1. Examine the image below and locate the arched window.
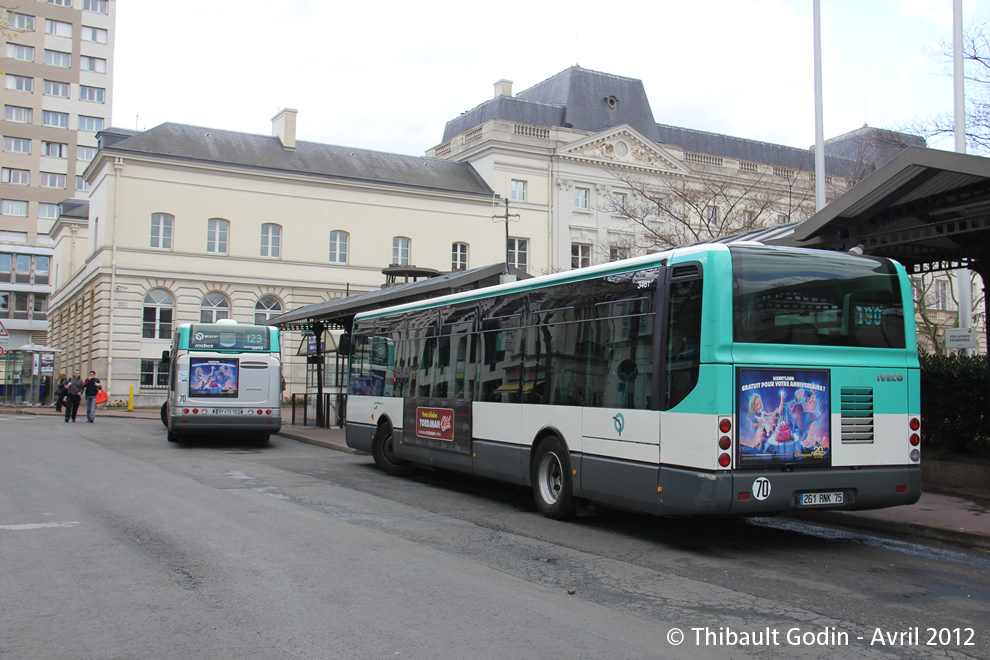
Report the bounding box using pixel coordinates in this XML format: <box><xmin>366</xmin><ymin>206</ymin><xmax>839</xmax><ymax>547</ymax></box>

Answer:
<box><xmin>329</xmin><ymin>230</ymin><xmax>348</xmax><ymax>264</ymax></box>
<box><xmin>207</xmin><ymin>218</ymin><xmax>229</xmax><ymax>254</ymax></box>
<box><xmin>255</xmin><ymin>296</ymin><xmax>282</xmax><ymax>325</ymax></box>
<box><xmin>142</xmin><ymin>289</ymin><xmax>173</xmax><ymax>339</ymax></box>
<box><xmin>200</xmin><ymin>292</ymin><xmax>229</xmax><ymax>323</ymax></box>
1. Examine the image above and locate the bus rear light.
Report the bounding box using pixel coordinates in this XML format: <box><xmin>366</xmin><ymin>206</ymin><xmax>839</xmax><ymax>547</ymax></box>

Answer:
<box><xmin>910</xmin><ymin>449</ymin><xmax>920</xmax><ymax>462</ymax></box>
<box><xmin>718</xmin><ymin>453</ymin><xmax>731</xmax><ymax>468</ymax></box>
<box><xmin>192</xmin><ymin>408</ymin><xmax>199</xmax><ymax>414</ymax></box>
<box><xmin>718</xmin><ymin>436</ymin><xmax>731</xmax><ymax>450</ymax></box>
<box><xmin>909</xmin><ymin>417</ymin><xmax>920</xmax><ymax>431</ymax></box>
<box><xmin>265</xmin><ymin>409</ymin><xmax>272</xmax><ymax>415</ymax></box>
<box><xmin>738</xmin><ymin>491</ymin><xmax>750</xmax><ymax>500</ymax></box>
<box><xmin>183</xmin><ymin>408</ymin><xmax>189</xmax><ymax>414</ymax></box>
<box><xmin>719</xmin><ymin>418</ymin><xmax>732</xmax><ymax>433</ymax></box>
<box><xmin>896</xmin><ymin>485</ymin><xmax>907</xmax><ymax>493</ymax></box>
<box><xmin>909</xmin><ymin>433</ymin><xmax>920</xmax><ymax>446</ymax></box>
<box><xmin>257</xmin><ymin>409</ymin><xmax>263</xmax><ymax>415</ymax></box>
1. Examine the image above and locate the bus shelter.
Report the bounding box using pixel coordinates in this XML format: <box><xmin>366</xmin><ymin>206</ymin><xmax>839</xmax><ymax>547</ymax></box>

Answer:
<box><xmin>270</xmin><ymin>263</ymin><xmax>528</xmax><ymax>427</ymax></box>
<box><xmin>1</xmin><ymin>344</ymin><xmax>61</xmax><ymax>405</ymax></box>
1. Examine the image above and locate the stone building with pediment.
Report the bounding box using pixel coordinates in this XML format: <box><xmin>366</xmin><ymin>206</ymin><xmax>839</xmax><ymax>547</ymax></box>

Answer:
<box><xmin>428</xmin><ymin>66</ymin><xmax>920</xmax><ymax>273</ymax></box>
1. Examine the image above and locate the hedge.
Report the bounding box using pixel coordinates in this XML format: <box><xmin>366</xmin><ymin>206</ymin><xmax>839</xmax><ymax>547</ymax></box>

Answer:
<box><xmin>918</xmin><ymin>352</ymin><xmax>990</xmax><ymax>455</ymax></box>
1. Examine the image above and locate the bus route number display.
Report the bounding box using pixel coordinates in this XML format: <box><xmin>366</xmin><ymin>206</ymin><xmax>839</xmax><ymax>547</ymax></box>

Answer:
<box><xmin>191</xmin><ymin>326</ymin><xmax>269</xmax><ymax>351</ymax></box>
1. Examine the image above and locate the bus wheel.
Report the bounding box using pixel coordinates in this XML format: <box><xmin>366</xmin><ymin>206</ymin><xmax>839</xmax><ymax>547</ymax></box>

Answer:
<box><xmin>532</xmin><ymin>437</ymin><xmax>576</xmax><ymax>520</ymax></box>
<box><xmin>372</xmin><ymin>425</ymin><xmax>414</xmax><ymax>476</ymax></box>
<box><xmin>160</xmin><ymin>402</ymin><xmax>169</xmax><ymax>427</ymax></box>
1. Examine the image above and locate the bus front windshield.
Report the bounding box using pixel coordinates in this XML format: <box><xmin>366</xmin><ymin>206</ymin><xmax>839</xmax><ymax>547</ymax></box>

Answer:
<box><xmin>731</xmin><ymin>245</ymin><xmax>906</xmax><ymax>349</ymax></box>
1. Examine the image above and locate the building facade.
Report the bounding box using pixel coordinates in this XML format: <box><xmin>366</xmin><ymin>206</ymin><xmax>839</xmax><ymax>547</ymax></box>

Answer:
<box><xmin>1</xmin><ymin>0</ymin><xmax>114</xmax><ymax>353</ymax></box>
<box><xmin>47</xmin><ymin>110</ymin><xmax>544</xmax><ymax>405</ymax></box>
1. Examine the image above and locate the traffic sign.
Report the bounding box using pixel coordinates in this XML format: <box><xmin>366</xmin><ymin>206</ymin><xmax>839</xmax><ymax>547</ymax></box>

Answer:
<box><xmin>0</xmin><ymin>320</ymin><xmax>7</xmax><ymax>347</ymax></box>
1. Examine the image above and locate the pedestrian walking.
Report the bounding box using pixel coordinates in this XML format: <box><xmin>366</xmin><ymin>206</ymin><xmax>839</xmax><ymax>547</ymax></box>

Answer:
<box><xmin>54</xmin><ymin>371</ymin><xmax>67</xmax><ymax>413</ymax></box>
<box><xmin>83</xmin><ymin>370</ymin><xmax>103</xmax><ymax>423</ymax></box>
<box><xmin>64</xmin><ymin>370</ymin><xmax>83</xmax><ymax>423</ymax></box>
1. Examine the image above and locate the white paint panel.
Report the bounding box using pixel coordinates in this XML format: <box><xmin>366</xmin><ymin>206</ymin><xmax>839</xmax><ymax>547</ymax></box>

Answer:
<box><xmin>349</xmin><ymin>395</ymin><xmax>404</xmax><ymax>429</ymax></box>
<box><xmin>832</xmin><ymin>413</ymin><xmax>916</xmax><ymax>466</ymax></box>
<box><xmin>583</xmin><ymin>436</ymin><xmax>659</xmax><ymax>464</ymax></box>
<box><xmin>522</xmin><ymin>405</ymin><xmax>583</xmax><ymax>452</ymax></box>
<box><xmin>658</xmin><ymin>411</ymin><xmax>718</xmax><ymax>470</ymax></box>
<box><xmin>472</xmin><ymin>402</ymin><xmax>525</xmax><ymax>445</ymax></box>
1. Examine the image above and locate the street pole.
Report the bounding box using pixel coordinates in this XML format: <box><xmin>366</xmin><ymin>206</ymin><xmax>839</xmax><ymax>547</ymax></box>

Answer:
<box><xmin>493</xmin><ymin>198</ymin><xmax>519</xmax><ymax>278</ymax></box>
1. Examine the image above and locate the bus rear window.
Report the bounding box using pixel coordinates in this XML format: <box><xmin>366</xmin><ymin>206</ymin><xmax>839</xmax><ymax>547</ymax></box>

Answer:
<box><xmin>731</xmin><ymin>246</ymin><xmax>906</xmax><ymax>349</ymax></box>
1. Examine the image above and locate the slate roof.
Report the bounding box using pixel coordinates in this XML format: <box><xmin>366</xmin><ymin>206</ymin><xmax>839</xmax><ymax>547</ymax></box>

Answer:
<box><xmin>100</xmin><ymin>123</ymin><xmax>494</xmax><ymax>197</ymax></box>
<box><xmin>440</xmin><ymin>65</ymin><xmax>916</xmax><ymax>176</ymax></box>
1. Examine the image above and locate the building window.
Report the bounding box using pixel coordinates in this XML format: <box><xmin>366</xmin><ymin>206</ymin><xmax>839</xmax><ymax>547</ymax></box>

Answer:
<box><xmin>452</xmin><ymin>242</ymin><xmax>468</xmax><ymax>270</ymax></box>
<box><xmin>43</xmin><ymin>111</ymin><xmax>69</xmax><ymax>128</ymax></box>
<box><xmin>5</xmin><ymin>75</ymin><xmax>33</xmax><ymax>93</ymax></box>
<box><xmin>44</xmin><ymin>49</ymin><xmax>70</xmax><ymax>67</ymax></box>
<box><xmin>78</xmin><ymin>115</ymin><xmax>104</xmax><ymax>132</ymax></box>
<box><xmin>42</xmin><ymin>141</ymin><xmax>68</xmax><ymax>158</ymax></box>
<box><xmin>510</xmin><ymin>180</ymin><xmax>527</xmax><ymax>202</ymax></box>
<box><xmin>6</xmin><ymin>44</ymin><xmax>34</xmax><ymax>61</ymax></box>
<box><xmin>80</xmin><ymin>55</ymin><xmax>107</xmax><ymax>73</ymax></box>
<box><xmin>0</xmin><ymin>253</ymin><xmax>9</xmax><ymax>282</ymax></box>
<box><xmin>0</xmin><ymin>292</ymin><xmax>7</xmax><ymax>318</ymax></box>
<box><xmin>38</xmin><ymin>203</ymin><xmax>59</xmax><ymax>220</ymax></box>
<box><xmin>13</xmin><ymin>292</ymin><xmax>28</xmax><ymax>320</ymax></box>
<box><xmin>611</xmin><ymin>193</ymin><xmax>626</xmax><ymax>212</ymax></box>
<box><xmin>140</xmin><ymin>359</ymin><xmax>170</xmax><ymax>389</ymax></box>
<box><xmin>83</xmin><ymin>0</ymin><xmax>109</xmax><ymax>13</ymax></box>
<box><xmin>39</xmin><ymin>172</ymin><xmax>66</xmax><ymax>189</ymax></box>
<box><xmin>3</xmin><ymin>137</ymin><xmax>30</xmax><ymax>154</ymax></box>
<box><xmin>34</xmin><ymin>256</ymin><xmax>49</xmax><ymax>285</ymax></box>
<box><xmin>742</xmin><ymin>210</ymin><xmax>754</xmax><ymax>224</ymax></box>
<box><xmin>81</xmin><ymin>26</ymin><xmax>108</xmax><ymax>43</ymax></box>
<box><xmin>8</xmin><ymin>13</ymin><xmax>35</xmax><ymax>31</ymax></box>
<box><xmin>610</xmin><ymin>246</ymin><xmax>630</xmax><ymax>262</ymax></box>
<box><xmin>76</xmin><ymin>176</ymin><xmax>91</xmax><ymax>192</ymax></box>
<box><xmin>79</xmin><ymin>86</ymin><xmax>105</xmax><ymax>103</ymax></box>
<box><xmin>200</xmin><ymin>292</ymin><xmax>230</xmax><ymax>323</ymax></box>
<box><xmin>207</xmin><ymin>218</ymin><xmax>229</xmax><ymax>254</ymax></box>
<box><xmin>575</xmin><ymin>187</ymin><xmax>589</xmax><ymax>209</ymax></box>
<box><xmin>571</xmin><ymin>243</ymin><xmax>591</xmax><ymax>269</ymax></box>
<box><xmin>15</xmin><ymin>254</ymin><xmax>30</xmax><ymax>283</ymax></box>
<box><xmin>45</xmin><ymin>19</ymin><xmax>72</xmax><ymax>37</ymax></box>
<box><xmin>77</xmin><ymin>146</ymin><xmax>97</xmax><ymax>161</ymax></box>
<box><xmin>44</xmin><ymin>80</ymin><xmax>70</xmax><ymax>98</ymax></box>
<box><xmin>33</xmin><ymin>293</ymin><xmax>48</xmax><ymax>320</ymax></box>
<box><xmin>255</xmin><ymin>296</ymin><xmax>282</xmax><ymax>325</ymax></box>
<box><xmin>5</xmin><ymin>106</ymin><xmax>32</xmax><ymax>123</ymax></box>
<box><xmin>261</xmin><ymin>223</ymin><xmax>281</xmax><ymax>258</ymax></box>
<box><xmin>329</xmin><ymin>231</ymin><xmax>348</xmax><ymax>263</ymax></box>
<box><xmin>151</xmin><ymin>213</ymin><xmax>173</xmax><ymax>250</ymax></box>
<box><xmin>935</xmin><ymin>280</ymin><xmax>949</xmax><ymax>311</ymax></box>
<box><xmin>1</xmin><ymin>200</ymin><xmax>28</xmax><ymax>217</ymax></box>
<box><xmin>507</xmin><ymin>237</ymin><xmax>528</xmax><ymax>271</ymax></box>
<box><xmin>392</xmin><ymin>236</ymin><xmax>410</xmax><ymax>266</ymax></box>
<box><xmin>705</xmin><ymin>206</ymin><xmax>719</xmax><ymax>225</ymax></box>
<box><xmin>2</xmin><ymin>168</ymin><xmax>29</xmax><ymax>185</ymax></box>
<box><xmin>142</xmin><ymin>289</ymin><xmax>174</xmax><ymax>339</ymax></box>
<box><xmin>47</xmin><ymin>0</ymin><xmax>73</xmax><ymax>6</ymax></box>
<box><xmin>776</xmin><ymin>214</ymin><xmax>788</xmax><ymax>225</ymax></box>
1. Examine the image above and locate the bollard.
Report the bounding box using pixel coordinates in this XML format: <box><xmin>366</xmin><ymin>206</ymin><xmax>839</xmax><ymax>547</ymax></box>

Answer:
<box><xmin>128</xmin><ymin>385</ymin><xmax>133</xmax><ymax>412</ymax></box>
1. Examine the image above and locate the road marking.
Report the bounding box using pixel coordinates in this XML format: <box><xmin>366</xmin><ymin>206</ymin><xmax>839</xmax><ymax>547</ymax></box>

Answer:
<box><xmin>0</xmin><ymin>522</ymin><xmax>79</xmax><ymax>530</ymax></box>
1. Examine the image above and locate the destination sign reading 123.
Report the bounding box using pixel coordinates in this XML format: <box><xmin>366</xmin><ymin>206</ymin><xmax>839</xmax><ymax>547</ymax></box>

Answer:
<box><xmin>192</xmin><ymin>327</ymin><xmax>269</xmax><ymax>351</ymax></box>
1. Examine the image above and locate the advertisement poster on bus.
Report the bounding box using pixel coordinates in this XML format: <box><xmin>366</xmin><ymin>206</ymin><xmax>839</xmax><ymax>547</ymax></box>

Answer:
<box><xmin>402</xmin><ymin>397</ymin><xmax>472</xmax><ymax>454</ymax></box>
<box><xmin>737</xmin><ymin>368</ymin><xmax>831</xmax><ymax>467</ymax></box>
<box><xmin>189</xmin><ymin>358</ymin><xmax>239</xmax><ymax>398</ymax></box>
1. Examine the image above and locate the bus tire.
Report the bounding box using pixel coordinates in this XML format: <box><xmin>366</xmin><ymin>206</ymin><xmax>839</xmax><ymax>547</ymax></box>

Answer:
<box><xmin>372</xmin><ymin>424</ymin><xmax>414</xmax><ymax>476</ymax></box>
<box><xmin>160</xmin><ymin>401</ymin><xmax>169</xmax><ymax>427</ymax></box>
<box><xmin>532</xmin><ymin>436</ymin><xmax>577</xmax><ymax>520</ymax></box>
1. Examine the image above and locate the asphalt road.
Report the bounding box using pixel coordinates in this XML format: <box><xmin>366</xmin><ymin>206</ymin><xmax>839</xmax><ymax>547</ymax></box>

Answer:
<box><xmin>1</xmin><ymin>414</ymin><xmax>988</xmax><ymax>659</ymax></box>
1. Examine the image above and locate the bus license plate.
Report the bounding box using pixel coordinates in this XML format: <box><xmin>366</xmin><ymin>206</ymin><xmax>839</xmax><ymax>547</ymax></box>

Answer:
<box><xmin>798</xmin><ymin>491</ymin><xmax>843</xmax><ymax>506</ymax></box>
<box><xmin>214</xmin><ymin>408</ymin><xmax>243</xmax><ymax>415</ymax></box>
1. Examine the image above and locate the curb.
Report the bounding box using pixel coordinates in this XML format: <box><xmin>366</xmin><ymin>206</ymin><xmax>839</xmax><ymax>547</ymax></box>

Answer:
<box><xmin>276</xmin><ymin>430</ymin><xmax>365</xmax><ymax>455</ymax></box>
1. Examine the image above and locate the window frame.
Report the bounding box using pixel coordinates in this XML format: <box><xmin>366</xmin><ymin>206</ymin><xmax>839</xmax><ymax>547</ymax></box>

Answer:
<box><xmin>507</xmin><ymin>237</ymin><xmax>528</xmax><ymax>271</ymax></box>
<box><xmin>452</xmin><ymin>242</ymin><xmax>468</xmax><ymax>271</ymax></box>
<box><xmin>200</xmin><ymin>292</ymin><xmax>231</xmax><ymax>323</ymax></box>
<box><xmin>574</xmin><ymin>187</ymin><xmax>590</xmax><ymax>210</ymax></box>
<box><xmin>261</xmin><ymin>223</ymin><xmax>281</xmax><ymax>258</ymax></box>
<box><xmin>206</xmin><ymin>218</ymin><xmax>229</xmax><ymax>255</ymax></box>
<box><xmin>150</xmin><ymin>213</ymin><xmax>174</xmax><ymax>250</ymax></box>
<box><xmin>510</xmin><ymin>180</ymin><xmax>527</xmax><ymax>202</ymax></box>
<box><xmin>142</xmin><ymin>289</ymin><xmax>174</xmax><ymax>339</ymax></box>
<box><xmin>329</xmin><ymin>230</ymin><xmax>348</xmax><ymax>264</ymax></box>
<box><xmin>255</xmin><ymin>296</ymin><xmax>283</xmax><ymax>325</ymax></box>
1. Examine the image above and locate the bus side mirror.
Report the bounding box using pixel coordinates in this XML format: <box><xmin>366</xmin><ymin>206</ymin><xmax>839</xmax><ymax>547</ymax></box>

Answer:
<box><xmin>161</xmin><ymin>350</ymin><xmax>170</xmax><ymax>362</ymax></box>
<box><xmin>338</xmin><ymin>334</ymin><xmax>351</xmax><ymax>355</ymax></box>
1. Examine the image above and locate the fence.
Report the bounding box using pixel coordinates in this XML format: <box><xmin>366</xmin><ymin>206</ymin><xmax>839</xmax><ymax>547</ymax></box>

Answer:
<box><xmin>289</xmin><ymin>392</ymin><xmax>347</xmax><ymax>428</ymax></box>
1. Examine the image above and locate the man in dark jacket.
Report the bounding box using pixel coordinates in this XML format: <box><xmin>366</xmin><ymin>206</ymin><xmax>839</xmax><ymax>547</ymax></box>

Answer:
<box><xmin>83</xmin><ymin>371</ymin><xmax>102</xmax><ymax>423</ymax></box>
<box><xmin>64</xmin><ymin>370</ymin><xmax>83</xmax><ymax>423</ymax></box>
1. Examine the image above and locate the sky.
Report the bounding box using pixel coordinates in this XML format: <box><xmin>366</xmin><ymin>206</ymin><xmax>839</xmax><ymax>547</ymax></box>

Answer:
<box><xmin>111</xmin><ymin>0</ymin><xmax>989</xmax><ymax>158</ymax></box>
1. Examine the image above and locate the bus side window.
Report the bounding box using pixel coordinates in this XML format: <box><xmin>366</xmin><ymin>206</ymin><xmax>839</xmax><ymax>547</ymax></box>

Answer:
<box><xmin>664</xmin><ymin>278</ymin><xmax>703</xmax><ymax>410</ymax></box>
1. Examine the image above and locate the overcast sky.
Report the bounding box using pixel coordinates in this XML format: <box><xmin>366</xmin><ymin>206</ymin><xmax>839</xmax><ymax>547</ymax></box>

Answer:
<box><xmin>111</xmin><ymin>0</ymin><xmax>988</xmax><ymax>157</ymax></box>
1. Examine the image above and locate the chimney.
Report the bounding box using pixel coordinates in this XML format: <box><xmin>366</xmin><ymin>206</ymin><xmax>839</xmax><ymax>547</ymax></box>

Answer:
<box><xmin>493</xmin><ymin>79</ymin><xmax>513</xmax><ymax>98</ymax></box>
<box><xmin>272</xmin><ymin>108</ymin><xmax>298</xmax><ymax>150</ymax></box>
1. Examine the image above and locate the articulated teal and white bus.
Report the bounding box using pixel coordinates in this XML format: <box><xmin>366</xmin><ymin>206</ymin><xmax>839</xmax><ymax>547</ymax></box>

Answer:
<box><xmin>161</xmin><ymin>320</ymin><xmax>282</xmax><ymax>443</ymax></box>
<box><xmin>345</xmin><ymin>244</ymin><xmax>921</xmax><ymax>519</ymax></box>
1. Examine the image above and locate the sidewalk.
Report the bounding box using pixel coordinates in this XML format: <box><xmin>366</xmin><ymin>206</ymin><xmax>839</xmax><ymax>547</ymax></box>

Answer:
<box><xmin>6</xmin><ymin>403</ymin><xmax>989</xmax><ymax>551</ymax></box>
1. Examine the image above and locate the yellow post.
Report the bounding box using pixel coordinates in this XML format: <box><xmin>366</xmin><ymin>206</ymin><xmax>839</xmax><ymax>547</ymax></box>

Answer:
<box><xmin>128</xmin><ymin>385</ymin><xmax>133</xmax><ymax>412</ymax></box>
